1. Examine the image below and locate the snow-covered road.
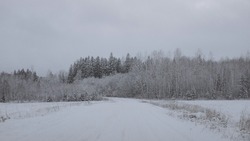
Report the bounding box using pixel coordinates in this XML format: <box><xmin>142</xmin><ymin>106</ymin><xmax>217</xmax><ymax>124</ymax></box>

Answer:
<box><xmin>0</xmin><ymin>98</ymin><xmax>229</xmax><ymax>141</ymax></box>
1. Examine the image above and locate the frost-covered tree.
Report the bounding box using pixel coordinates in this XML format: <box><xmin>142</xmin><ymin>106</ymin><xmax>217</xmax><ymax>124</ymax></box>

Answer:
<box><xmin>66</xmin><ymin>53</ymin><xmax>135</xmax><ymax>83</ymax></box>
<box><xmin>239</xmin><ymin>71</ymin><xmax>250</xmax><ymax>98</ymax></box>
<box><xmin>94</xmin><ymin>56</ymin><xmax>102</xmax><ymax>78</ymax></box>
<box><xmin>0</xmin><ymin>80</ymin><xmax>10</xmax><ymax>102</ymax></box>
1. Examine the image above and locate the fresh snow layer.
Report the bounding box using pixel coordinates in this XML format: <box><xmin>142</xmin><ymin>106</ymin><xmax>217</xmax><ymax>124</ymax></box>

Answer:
<box><xmin>180</xmin><ymin>100</ymin><xmax>250</xmax><ymax>122</ymax></box>
<box><xmin>0</xmin><ymin>102</ymin><xmax>83</xmax><ymax>120</ymax></box>
<box><xmin>0</xmin><ymin>98</ymin><xmax>230</xmax><ymax>141</ymax></box>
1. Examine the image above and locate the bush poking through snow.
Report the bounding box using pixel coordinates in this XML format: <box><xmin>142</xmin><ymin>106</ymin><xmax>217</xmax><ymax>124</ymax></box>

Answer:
<box><xmin>47</xmin><ymin>97</ymin><xmax>53</xmax><ymax>102</ymax></box>
<box><xmin>147</xmin><ymin>100</ymin><xmax>250</xmax><ymax>140</ymax></box>
<box><xmin>0</xmin><ymin>115</ymin><xmax>10</xmax><ymax>122</ymax></box>
<box><xmin>0</xmin><ymin>116</ymin><xmax>6</xmax><ymax>122</ymax></box>
<box><xmin>148</xmin><ymin>101</ymin><xmax>229</xmax><ymax>128</ymax></box>
<box><xmin>0</xmin><ymin>102</ymin><xmax>85</xmax><ymax>122</ymax></box>
<box><xmin>239</xmin><ymin>111</ymin><xmax>250</xmax><ymax>134</ymax></box>
<box><xmin>204</xmin><ymin>109</ymin><xmax>228</xmax><ymax>128</ymax></box>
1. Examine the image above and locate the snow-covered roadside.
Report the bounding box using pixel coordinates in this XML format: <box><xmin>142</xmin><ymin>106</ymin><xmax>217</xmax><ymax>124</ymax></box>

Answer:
<box><xmin>180</xmin><ymin>100</ymin><xmax>250</xmax><ymax>122</ymax></box>
<box><xmin>0</xmin><ymin>101</ymin><xmax>90</xmax><ymax>122</ymax></box>
<box><xmin>145</xmin><ymin>100</ymin><xmax>250</xmax><ymax>141</ymax></box>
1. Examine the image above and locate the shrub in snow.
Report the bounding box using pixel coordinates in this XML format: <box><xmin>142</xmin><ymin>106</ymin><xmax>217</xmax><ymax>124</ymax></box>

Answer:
<box><xmin>0</xmin><ymin>116</ymin><xmax>7</xmax><ymax>122</ymax></box>
<box><xmin>185</xmin><ymin>90</ymin><xmax>196</xmax><ymax>100</ymax></box>
<box><xmin>149</xmin><ymin>101</ymin><xmax>229</xmax><ymax>128</ymax></box>
<box><xmin>62</xmin><ymin>94</ymin><xmax>68</xmax><ymax>101</ymax></box>
<box><xmin>67</xmin><ymin>94</ymin><xmax>78</xmax><ymax>101</ymax></box>
<box><xmin>47</xmin><ymin>97</ymin><xmax>53</xmax><ymax>102</ymax></box>
<box><xmin>0</xmin><ymin>114</ymin><xmax>10</xmax><ymax>122</ymax></box>
<box><xmin>0</xmin><ymin>96</ymin><xmax>5</xmax><ymax>103</ymax></box>
<box><xmin>79</xmin><ymin>94</ymin><xmax>87</xmax><ymax>101</ymax></box>
<box><xmin>204</xmin><ymin>109</ymin><xmax>228</xmax><ymax>128</ymax></box>
<box><xmin>239</xmin><ymin>111</ymin><xmax>250</xmax><ymax>133</ymax></box>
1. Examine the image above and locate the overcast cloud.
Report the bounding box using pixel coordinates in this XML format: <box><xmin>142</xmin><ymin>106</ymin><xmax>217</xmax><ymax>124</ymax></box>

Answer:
<box><xmin>0</xmin><ymin>0</ymin><xmax>250</xmax><ymax>75</ymax></box>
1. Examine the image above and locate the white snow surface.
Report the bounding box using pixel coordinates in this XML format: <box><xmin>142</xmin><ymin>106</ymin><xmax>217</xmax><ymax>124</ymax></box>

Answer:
<box><xmin>0</xmin><ymin>98</ymin><xmax>232</xmax><ymax>141</ymax></box>
<box><xmin>0</xmin><ymin>101</ymin><xmax>83</xmax><ymax>120</ymax></box>
<box><xmin>180</xmin><ymin>100</ymin><xmax>250</xmax><ymax>122</ymax></box>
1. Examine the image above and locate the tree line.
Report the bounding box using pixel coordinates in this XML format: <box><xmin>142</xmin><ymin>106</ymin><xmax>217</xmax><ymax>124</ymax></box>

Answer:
<box><xmin>67</xmin><ymin>53</ymin><xmax>135</xmax><ymax>83</ymax></box>
<box><xmin>0</xmin><ymin>50</ymin><xmax>250</xmax><ymax>102</ymax></box>
<box><xmin>0</xmin><ymin>69</ymin><xmax>102</xmax><ymax>102</ymax></box>
<box><xmin>0</xmin><ymin>53</ymin><xmax>134</xmax><ymax>102</ymax></box>
<box><xmin>98</xmin><ymin>50</ymin><xmax>250</xmax><ymax>100</ymax></box>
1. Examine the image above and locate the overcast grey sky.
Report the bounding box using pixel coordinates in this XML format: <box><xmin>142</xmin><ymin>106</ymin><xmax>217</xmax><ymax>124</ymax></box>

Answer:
<box><xmin>0</xmin><ymin>0</ymin><xmax>250</xmax><ymax>76</ymax></box>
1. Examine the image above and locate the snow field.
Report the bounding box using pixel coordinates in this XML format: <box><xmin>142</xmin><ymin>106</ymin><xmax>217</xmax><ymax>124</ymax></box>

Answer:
<box><xmin>0</xmin><ymin>98</ymin><xmax>232</xmax><ymax>141</ymax></box>
<box><xmin>180</xmin><ymin>100</ymin><xmax>250</xmax><ymax>122</ymax></box>
<box><xmin>147</xmin><ymin>99</ymin><xmax>250</xmax><ymax>140</ymax></box>
<box><xmin>0</xmin><ymin>101</ymin><xmax>86</xmax><ymax>122</ymax></box>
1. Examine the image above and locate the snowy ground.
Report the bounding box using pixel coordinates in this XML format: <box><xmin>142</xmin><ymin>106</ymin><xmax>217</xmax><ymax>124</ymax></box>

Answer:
<box><xmin>0</xmin><ymin>98</ymin><xmax>248</xmax><ymax>141</ymax></box>
<box><xmin>180</xmin><ymin>100</ymin><xmax>250</xmax><ymax>122</ymax></box>
<box><xmin>0</xmin><ymin>101</ymin><xmax>85</xmax><ymax>121</ymax></box>
<box><xmin>146</xmin><ymin>99</ymin><xmax>250</xmax><ymax>141</ymax></box>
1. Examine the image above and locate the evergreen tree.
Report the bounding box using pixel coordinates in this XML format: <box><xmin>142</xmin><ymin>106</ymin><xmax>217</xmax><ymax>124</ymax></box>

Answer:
<box><xmin>32</xmin><ymin>72</ymin><xmax>39</xmax><ymax>82</ymax></box>
<box><xmin>124</xmin><ymin>53</ymin><xmax>131</xmax><ymax>73</ymax></box>
<box><xmin>116</xmin><ymin>58</ymin><xmax>122</xmax><ymax>73</ymax></box>
<box><xmin>108</xmin><ymin>53</ymin><xmax>116</xmax><ymax>75</ymax></box>
<box><xmin>239</xmin><ymin>72</ymin><xmax>250</xmax><ymax>98</ymax></box>
<box><xmin>90</xmin><ymin>57</ymin><xmax>95</xmax><ymax>77</ymax></box>
<box><xmin>101</xmin><ymin>58</ymin><xmax>109</xmax><ymax>76</ymax></box>
<box><xmin>1</xmin><ymin>80</ymin><xmax>10</xmax><ymax>102</ymax></box>
<box><xmin>215</xmin><ymin>74</ymin><xmax>222</xmax><ymax>92</ymax></box>
<box><xmin>67</xmin><ymin>65</ymin><xmax>74</xmax><ymax>83</ymax></box>
<box><xmin>94</xmin><ymin>56</ymin><xmax>102</xmax><ymax>78</ymax></box>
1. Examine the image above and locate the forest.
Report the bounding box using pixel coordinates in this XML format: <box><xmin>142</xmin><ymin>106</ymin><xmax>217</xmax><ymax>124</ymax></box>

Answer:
<box><xmin>0</xmin><ymin>49</ymin><xmax>250</xmax><ymax>102</ymax></box>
